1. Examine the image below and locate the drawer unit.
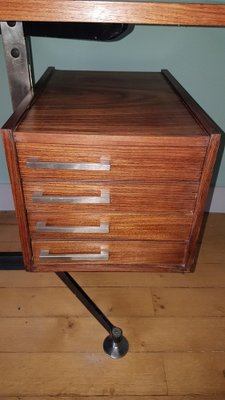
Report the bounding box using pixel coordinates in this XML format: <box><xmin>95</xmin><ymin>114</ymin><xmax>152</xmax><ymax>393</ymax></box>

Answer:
<box><xmin>1</xmin><ymin>68</ymin><xmax>220</xmax><ymax>272</ymax></box>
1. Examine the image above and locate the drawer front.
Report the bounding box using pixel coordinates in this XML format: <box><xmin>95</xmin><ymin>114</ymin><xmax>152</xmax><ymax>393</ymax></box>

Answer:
<box><xmin>28</xmin><ymin>212</ymin><xmax>193</xmax><ymax>241</ymax></box>
<box><xmin>32</xmin><ymin>240</ymin><xmax>186</xmax><ymax>269</ymax></box>
<box><xmin>23</xmin><ymin>182</ymin><xmax>198</xmax><ymax>213</ymax></box>
<box><xmin>17</xmin><ymin>143</ymin><xmax>206</xmax><ymax>182</ymax></box>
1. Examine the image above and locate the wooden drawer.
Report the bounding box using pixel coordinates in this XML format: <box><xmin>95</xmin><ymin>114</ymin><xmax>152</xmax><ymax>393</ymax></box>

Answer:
<box><xmin>23</xmin><ymin>181</ymin><xmax>198</xmax><ymax>213</ymax></box>
<box><xmin>32</xmin><ymin>240</ymin><xmax>186</xmax><ymax>271</ymax></box>
<box><xmin>17</xmin><ymin>143</ymin><xmax>206</xmax><ymax>182</ymax></box>
<box><xmin>28</xmin><ymin>211</ymin><xmax>193</xmax><ymax>241</ymax></box>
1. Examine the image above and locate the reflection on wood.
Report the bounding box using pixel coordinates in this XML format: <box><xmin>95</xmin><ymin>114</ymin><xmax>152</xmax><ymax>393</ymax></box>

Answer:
<box><xmin>1</xmin><ymin>1</ymin><xmax>225</xmax><ymax>26</ymax></box>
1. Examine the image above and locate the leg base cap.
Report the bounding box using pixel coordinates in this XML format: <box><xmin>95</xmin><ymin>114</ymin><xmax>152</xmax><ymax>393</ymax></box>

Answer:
<box><xmin>103</xmin><ymin>333</ymin><xmax>129</xmax><ymax>359</ymax></box>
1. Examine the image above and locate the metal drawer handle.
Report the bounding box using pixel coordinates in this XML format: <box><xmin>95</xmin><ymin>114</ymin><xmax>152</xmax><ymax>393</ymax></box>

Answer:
<box><xmin>39</xmin><ymin>249</ymin><xmax>109</xmax><ymax>261</ymax></box>
<box><xmin>36</xmin><ymin>221</ymin><xmax>109</xmax><ymax>234</ymax></box>
<box><xmin>27</xmin><ymin>157</ymin><xmax>110</xmax><ymax>171</ymax></box>
<box><xmin>32</xmin><ymin>190</ymin><xmax>110</xmax><ymax>204</ymax></box>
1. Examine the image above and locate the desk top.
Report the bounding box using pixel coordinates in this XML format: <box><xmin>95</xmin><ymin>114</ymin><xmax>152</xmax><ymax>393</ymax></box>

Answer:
<box><xmin>1</xmin><ymin>1</ymin><xmax>225</xmax><ymax>26</ymax></box>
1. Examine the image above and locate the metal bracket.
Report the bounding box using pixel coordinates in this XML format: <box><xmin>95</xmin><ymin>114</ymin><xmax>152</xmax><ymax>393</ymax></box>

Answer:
<box><xmin>0</xmin><ymin>23</ymin><xmax>34</xmax><ymax>272</ymax></box>
<box><xmin>0</xmin><ymin>21</ymin><xmax>33</xmax><ymax>110</ymax></box>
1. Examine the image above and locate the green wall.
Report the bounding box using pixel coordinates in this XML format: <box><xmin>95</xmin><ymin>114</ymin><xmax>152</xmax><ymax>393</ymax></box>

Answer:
<box><xmin>0</xmin><ymin>39</ymin><xmax>12</xmax><ymax>183</ymax></box>
<box><xmin>1</xmin><ymin>25</ymin><xmax>225</xmax><ymax>185</ymax></box>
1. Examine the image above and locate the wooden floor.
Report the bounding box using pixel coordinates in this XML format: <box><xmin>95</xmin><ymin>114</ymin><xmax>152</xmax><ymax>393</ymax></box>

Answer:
<box><xmin>0</xmin><ymin>212</ymin><xmax>225</xmax><ymax>399</ymax></box>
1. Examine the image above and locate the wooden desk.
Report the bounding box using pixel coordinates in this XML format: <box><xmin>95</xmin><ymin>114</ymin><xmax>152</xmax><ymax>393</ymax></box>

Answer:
<box><xmin>1</xmin><ymin>1</ymin><xmax>225</xmax><ymax>25</ymax></box>
<box><xmin>0</xmin><ymin>0</ymin><xmax>224</xmax><ymax>357</ymax></box>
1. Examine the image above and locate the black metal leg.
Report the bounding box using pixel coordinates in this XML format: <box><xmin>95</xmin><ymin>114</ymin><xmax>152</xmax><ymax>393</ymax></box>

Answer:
<box><xmin>56</xmin><ymin>271</ymin><xmax>129</xmax><ymax>359</ymax></box>
<box><xmin>0</xmin><ymin>259</ymin><xmax>128</xmax><ymax>357</ymax></box>
<box><xmin>0</xmin><ymin>252</ymin><xmax>24</xmax><ymax>270</ymax></box>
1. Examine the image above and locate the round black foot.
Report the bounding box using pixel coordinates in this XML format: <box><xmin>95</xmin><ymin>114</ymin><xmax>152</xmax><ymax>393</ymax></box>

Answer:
<box><xmin>103</xmin><ymin>327</ymin><xmax>129</xmax><ymax>359</ymax></box>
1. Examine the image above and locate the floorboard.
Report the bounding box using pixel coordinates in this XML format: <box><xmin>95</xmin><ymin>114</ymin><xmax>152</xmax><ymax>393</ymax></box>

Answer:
<box><xmin>0</xmin><ymin>317</ymin><xmax>224</xmax><ymax>353</ymax></box>
<box><xmin>0</xmin><ymin>353</ymin><xmax>167</xmax><ymax>396</ymax></box>
<box><xmin>0</xmin><ymin>212</ymin><xmax>225</xmax><ymax>397</ymax></box>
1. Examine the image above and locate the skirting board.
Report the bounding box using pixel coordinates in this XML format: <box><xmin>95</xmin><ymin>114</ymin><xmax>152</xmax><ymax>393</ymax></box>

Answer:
<box><xmin>0</xmin><ymin>183</ymin><xmax>225</xmax><ymax>213</ymax></box>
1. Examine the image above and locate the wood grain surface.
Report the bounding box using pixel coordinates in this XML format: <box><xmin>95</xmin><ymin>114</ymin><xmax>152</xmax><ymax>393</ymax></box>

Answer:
<box><xmin>17</xmin><ymin>142</ymin><xmax>206</xmax><ymax>181</ymax></box>
<box><xmin>0</xmin><ymin>286</ymin><xmax>154</xmax><ymax>317</ymax></box>
<box><xmin>15</xmin><ymin>71</ymin><xmax>206</xmax><ymax>138</ymax></box>
<box><xmin>0</xmin><ymin>316</ymin><xmax>225</xmax><ymax>353</ymax></box>
<box><xmin>23</xmin><ymin>181</ymin><xmax>199</xmax><ymax>213</ymax></box>
<box><xmin>32</xmin><ymin>240</ymin><xmax>186</xmax><ymax>271</ymax></box>
<box><xmin>162</xmin><ymin>70</ymin><xmax>223</xmax><ymax>137</ymax></box>
<box><xmin>1</xmin><ymin>130</ymin><xmax>32</xmax><ymax>270</ymax></box>
<box><xmin>164</xmin><ymin>353</ymin><xmax>225</xmax><ymax>395</ymax></box>
<box><xmin>185</xmin><ymin>133</ymin><xmax>220</xmax><ymax>270</ymax></box>
<box><xmin>0</xmin><ymin>353</ymin><xmax>167</xmax><ymax>396</ymax></box>
<box><xmin>28</xmin><ymin>211</ymin><xmax>193</xmax><ymax>241</ymax></box>
<box><xmin>1</xmin><ymin>1</ymin><xmax>225</xmax><ymax>26</ymax></box>
<box><xmin>1</xmin><ymin>397</ymin><xmax>224</xmax><ymax>400</ymax></box>
<box><xmin>15</xmin><ymin>131</ymin><xmax>210</xmax><ymax>147</ymax></box>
